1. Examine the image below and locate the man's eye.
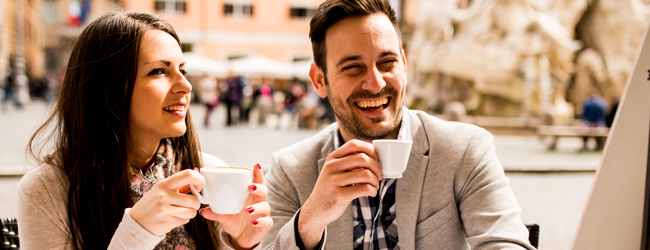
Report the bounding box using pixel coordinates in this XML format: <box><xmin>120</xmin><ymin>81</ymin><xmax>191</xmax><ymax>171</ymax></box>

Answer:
<box><xmin>379</xmin><ymin>60</ymin><xmax>396</xmax><ymax>71</ymax></box>
<box><xmin>148</xmin><ymin>68</ymin><xmax>165</xmax><ymax>75</ymax></box>
<box><xmin>343</xmin><ymin>65</ymin><xmax>363</xmax><ymax>76</ymax></box>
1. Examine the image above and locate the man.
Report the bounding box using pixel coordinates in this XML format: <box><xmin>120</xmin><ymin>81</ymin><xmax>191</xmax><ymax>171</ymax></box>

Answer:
<box><xmin>2</xmin><ymin>68</ymin><xmax>23</xmax><ymax>110</ymax></box>
<box><xmin>261</xmin><ymin>0</ymin><xmax>535</xmax><ymax>249</ymax></box>
<box><xmin>579</xmin><ymin>89</ymin><xmax>608</xmax><ymax>151</ymax></box>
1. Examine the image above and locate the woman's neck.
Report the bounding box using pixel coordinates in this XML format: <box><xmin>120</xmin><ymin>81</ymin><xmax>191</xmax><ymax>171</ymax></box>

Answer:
<box><xmin>130</xmin><ymin>135</ymin><xmax>162</xmax><ymax>172</ymax></box>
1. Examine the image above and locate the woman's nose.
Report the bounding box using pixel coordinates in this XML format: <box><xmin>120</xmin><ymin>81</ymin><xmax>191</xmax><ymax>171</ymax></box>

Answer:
<box><xmin>173</xmin><ymin>71</ymin><xmax>192</xmax><ymax>94</ymax></box>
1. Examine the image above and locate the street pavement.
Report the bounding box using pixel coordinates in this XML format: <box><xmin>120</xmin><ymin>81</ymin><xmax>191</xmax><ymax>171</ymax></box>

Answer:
<box><xmin>0</xmin><ymin>102</ymin><xmax>603</xmax><ymax>249</ymax></box>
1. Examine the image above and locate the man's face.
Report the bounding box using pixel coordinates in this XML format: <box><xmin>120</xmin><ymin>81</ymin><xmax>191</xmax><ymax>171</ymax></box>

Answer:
<box><xmin>310</xmin><ymin>13</ymin><xmax>407</xmax><ymax>142</ymax></box>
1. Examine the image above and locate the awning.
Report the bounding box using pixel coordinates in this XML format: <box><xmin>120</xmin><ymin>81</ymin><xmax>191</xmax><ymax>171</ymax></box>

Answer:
<box><xmin>229</xmin><ymin>55</ymin><xmax>294</xmax><ymax>78</ymax></box>
<box><xmin>183</xmin><ymin>53</ymin><xmax>229</xmax><ymax>78</ymax></box>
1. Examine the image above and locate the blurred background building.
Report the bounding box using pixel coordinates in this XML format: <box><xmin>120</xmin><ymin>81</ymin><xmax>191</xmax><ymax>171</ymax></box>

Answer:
<box><xmin>1</xmin><ymin>0</ymin><xmax>649</xmax><ymax>124</ymax></box>
<box><xmin>33</xmin><ymin>0</ymin><xmax>405</xmax><ymax>81</ymax></box>
<box><xmin>1</xmin><ymin>0</ymin><xmax>46</xmax><ymax>104</ymax></box>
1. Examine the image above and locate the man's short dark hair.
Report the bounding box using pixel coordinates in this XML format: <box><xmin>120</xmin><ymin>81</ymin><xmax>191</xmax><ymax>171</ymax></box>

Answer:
<box><xmin>309</xmin><ymin>0</ymin><xmax>402</xmax><ymax>74</ymax></box>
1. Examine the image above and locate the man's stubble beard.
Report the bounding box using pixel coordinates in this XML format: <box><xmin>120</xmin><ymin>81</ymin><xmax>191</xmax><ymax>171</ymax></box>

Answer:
<box><xmin>324</xmin><ymin>76</ymin><xmax>404</xmax><ymax>141</ymax></box>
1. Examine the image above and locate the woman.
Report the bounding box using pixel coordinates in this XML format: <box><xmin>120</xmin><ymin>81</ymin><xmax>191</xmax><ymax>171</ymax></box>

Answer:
<box><xmin>18</xmin><ymin>11</ymin><xmax>271</xmax><ymax>249</ymax></box>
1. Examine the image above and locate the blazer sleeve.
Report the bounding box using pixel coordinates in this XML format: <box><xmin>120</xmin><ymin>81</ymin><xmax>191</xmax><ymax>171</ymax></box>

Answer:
<box><xmin>260</xmin><ymin>153</ymin><xmax>326</xmax><ymax>250</ymax></box>
<box><xmin>455</xmin><ymin>128</ymin><xmax>536</xmax><ymax>250</ymax></box>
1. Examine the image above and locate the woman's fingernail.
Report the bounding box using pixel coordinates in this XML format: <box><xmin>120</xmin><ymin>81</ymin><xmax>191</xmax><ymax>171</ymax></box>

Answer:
<box><xmin>256</xmin><ymin>163</ymin><xmax>261</xmax><ymax>169</ymax></box>
<box><xmin>252</xmin><ymin>220</ymin><xmax>258</xmax><ymax>225</ymax></box>
<box><xmin>198</xmin><ymin>208</ymin><xmax>204</xmax><ymax>216</ymax></box>
<box><xmin>193</xmin><ymin>167</ymin><xmax>199</xmax><ymax>171</ymax></box>
<box><xmin>251</xmin><ymin>185</ymin><xmax>257</xmax><ymax>191</ymax></box>
<box><xmin>247</xmin><ymin>207</ymin><xmax>254</xmax><ymax>214</ymax></box>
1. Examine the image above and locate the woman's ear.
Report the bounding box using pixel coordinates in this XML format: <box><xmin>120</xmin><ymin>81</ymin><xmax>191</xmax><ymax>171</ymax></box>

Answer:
<box><xmin>309</xmin><ymin>63</ymin><xmax>328</xmax><ymax>98</ymax></box>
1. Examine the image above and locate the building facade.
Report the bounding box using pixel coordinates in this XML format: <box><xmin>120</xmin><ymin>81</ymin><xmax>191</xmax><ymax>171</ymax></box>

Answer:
<box><xmin>39</xmin><ymin>0</ymin><xmax>406</xmax><ymax>83</ymax></box>
<box><xmin>0</xmin><ymin>0</ymin><xmax>46</xmax><ymax>103</ymax></box>
<box><xmin>42</xmin><ymin>0</ymin><xmax>120</xmax><ymax>76</ymax></box>
<box><xmin>120</xmin><ymin>0</ymin><xmax>324</xmax><ymax>64</ymax></box>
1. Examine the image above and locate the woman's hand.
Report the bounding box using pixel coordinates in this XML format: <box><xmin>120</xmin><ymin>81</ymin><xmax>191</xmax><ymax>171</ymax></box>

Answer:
<box><xmin>200</xmin><ymin>164</ymin><xmax>273</xmax><ymax>250</ymax></box>
<box><xmin>129</xmin><ymin>169</ymin><xmax>205</xmax><ymax>236</ymax></box>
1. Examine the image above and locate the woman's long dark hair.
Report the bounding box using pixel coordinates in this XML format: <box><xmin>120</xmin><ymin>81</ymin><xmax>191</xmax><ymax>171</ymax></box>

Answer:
<box><xmin>27</xmin><ymin>11</ymin><xmax>218</xmax><ymax>249</ymax></box>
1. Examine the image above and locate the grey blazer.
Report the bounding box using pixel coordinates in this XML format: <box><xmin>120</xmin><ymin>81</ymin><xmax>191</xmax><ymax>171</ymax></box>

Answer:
<box><xmin>261</xmin><ymin>108</ymin><xmax>535</xmax><ymax>250</ymax></box>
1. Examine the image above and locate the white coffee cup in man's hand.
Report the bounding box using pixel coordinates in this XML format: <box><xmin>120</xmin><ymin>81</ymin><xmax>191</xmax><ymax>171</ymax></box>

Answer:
<box><xmin>372</xmin><ymin>140</ymin><xmax>412</xmax><ymax>178</ymax></box>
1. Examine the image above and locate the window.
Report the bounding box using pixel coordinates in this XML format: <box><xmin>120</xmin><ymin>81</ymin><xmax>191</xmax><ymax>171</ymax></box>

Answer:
<box><xmin>223</xmin><ymin>2</ymin><xmax>254</xmax><ymax>18</ymax></box>
<box><xmin>155</xmin><ymin>0</ymin><xmax>186</xmax><ymax>15</ymax></box>
<box><xmin>181</xmin><ymin>43</ymin><xmax>193</xmax><ymax>53</ymax></box>
<box><xmin>289</xmin><ymin>7</ymin><xmax>315</xmax><ymax>19</ymax></box>
<box><xmin>227</xmin><ymin>54</ymin><xmax>247</xmax><ymax>61</ymax></box>
<box><xmin>293</xmin><ymin>57</ymin><xmax>311</xmax><ymax>62</ymax></box>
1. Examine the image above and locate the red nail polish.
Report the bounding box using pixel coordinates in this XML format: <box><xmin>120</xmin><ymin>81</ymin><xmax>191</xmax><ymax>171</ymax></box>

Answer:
<box><xmin>256</xmin><ymin>163</ymin><xmax>261</xmax><ymax>169</ymax></box>
<box><xmin>251</xmin><ymin>185</ymin><xmax>257</xmax><ymax>191</ymax></box>
<box><xmin>198</xmin><ymin>208</ymin><xmax>204</xmax><ymax>216</ymax></box>
<box><xmin>252</xmin><ymin>220</ymin><xmax>258</xmax><ymax>225</ymax></box>
<box><xmin>247</xmin><ymin>207</ymin><xmax>254</xmax><ymax>214</ymax></box>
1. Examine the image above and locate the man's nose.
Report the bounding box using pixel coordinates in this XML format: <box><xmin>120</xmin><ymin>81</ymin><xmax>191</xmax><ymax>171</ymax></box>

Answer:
<box><xmin>361</xmin><ymin>66</ymin><xmax>386</xmax><ymax>93</ymax></box>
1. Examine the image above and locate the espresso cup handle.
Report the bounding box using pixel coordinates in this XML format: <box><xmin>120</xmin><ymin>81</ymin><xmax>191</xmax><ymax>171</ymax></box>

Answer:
<box><xmin>189</xmin><ymin>184</ymin><xmax>209</xmax><ymax>204</ymax></box>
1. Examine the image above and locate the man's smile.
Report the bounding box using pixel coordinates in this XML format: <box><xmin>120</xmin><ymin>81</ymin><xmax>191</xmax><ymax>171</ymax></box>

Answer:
<box><xmin>353</xmin><ymin>97</ymin><xmax>391</xmax><ymax>112</ymax></box>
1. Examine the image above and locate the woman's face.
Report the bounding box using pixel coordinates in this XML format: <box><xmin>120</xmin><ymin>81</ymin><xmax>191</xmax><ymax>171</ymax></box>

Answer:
<box><xmin>130</xmin><ymin>29</ymin><xmax>191</xmax><ymax>143</ymax></box>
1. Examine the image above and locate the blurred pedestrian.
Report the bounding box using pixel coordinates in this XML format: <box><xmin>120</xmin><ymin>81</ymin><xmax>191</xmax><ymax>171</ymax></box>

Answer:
<box><xmin>254</xmin><ymin>77</ymin><xmax>275</xmax><ymax>125</ymax></box>
<box><xmin>243</xmin><ymin>77</ymin><xmax>261</xmax><ymax>123</ymax></box>
<box><xmin>28</xmin><ymin>74</ymin><xmax>49</xmax><ymax>102</ymax></box>
<box><xmin>579</xmin><ymin>89</ymin><xmax>607</xmax><ymax>151</ymax></box>
<box><xmin>198</xmin><ymin>74</ymin><xmax>218</xmax><ymax>127</ymax></box>
<box><xmin>44</xmin><ymin>71</ymin><xmax>60</xmax><ymax>104</ymax></box>
<box><xmin>224</xmin><ymin>71</ymin><xmax>244</xmax><ymax>126</ymax></box>
<box><xmin>297</xmin><ymin>83</ymin><xmax>322</xmax><ymax>129</ymax></box>
<box><xmin>1</xmin><ymin>68</ymin><xmax>23</xmax><ymax>111</ymax></box>
<box><xmin>279</xmin><ymin>81</ymin><xmax>305</xmax><ymax>129</ymax></box>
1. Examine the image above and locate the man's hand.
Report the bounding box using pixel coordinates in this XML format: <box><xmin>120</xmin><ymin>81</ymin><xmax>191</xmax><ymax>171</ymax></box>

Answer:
<box><xmin>298</xmin><ymin>139</ymin><xmax>382</xmax><ymax>249</ymax></box>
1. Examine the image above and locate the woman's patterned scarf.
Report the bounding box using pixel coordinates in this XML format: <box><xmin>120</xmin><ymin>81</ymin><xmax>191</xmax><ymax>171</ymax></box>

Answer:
<box><xmin>127</xmin><ymin>139</ymin><xmax>196</xmax><ymax>250</ymax></box>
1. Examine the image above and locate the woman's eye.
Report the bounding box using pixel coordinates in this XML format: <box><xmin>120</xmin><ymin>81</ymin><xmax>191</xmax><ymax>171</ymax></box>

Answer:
<box><xmin>148</xmin><ymin>68</ymin><xmax>165</xmax><ymax>75</ymax></box>
<box><xmin>180</xmin><ymin>69</ymin><xmax>188</xmax><ymax>76</ymax></box>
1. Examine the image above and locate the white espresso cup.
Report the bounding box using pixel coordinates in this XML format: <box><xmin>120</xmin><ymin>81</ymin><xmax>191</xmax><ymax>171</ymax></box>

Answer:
<box><xmin>190</xmin><ymin>166</ymin><xmax>253</xmax><ymax>214</ymax></box>
<box><xmin>372</xmin><ymin>140</ymin><xmax>413</xmax><ymax>178</ymax></box>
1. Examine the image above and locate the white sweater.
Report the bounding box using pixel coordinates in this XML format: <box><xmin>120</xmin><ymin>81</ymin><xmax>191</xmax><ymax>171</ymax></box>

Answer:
<box><xmin>17</xmin><ymin>163</ymin><xmax>236</xmax><ymax>250</ymax></box>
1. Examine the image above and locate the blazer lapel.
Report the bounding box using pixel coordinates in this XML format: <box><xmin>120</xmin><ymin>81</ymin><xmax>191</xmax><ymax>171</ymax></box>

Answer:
<box><xmin>318</xmin><ymin>129</ymin><xmax>354</xmax><ymax>249</ymax></box>
<box><xmin>396</xmin><ymin>110</ymin><xmax>430</xmax><ymax>249</ymax></box>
